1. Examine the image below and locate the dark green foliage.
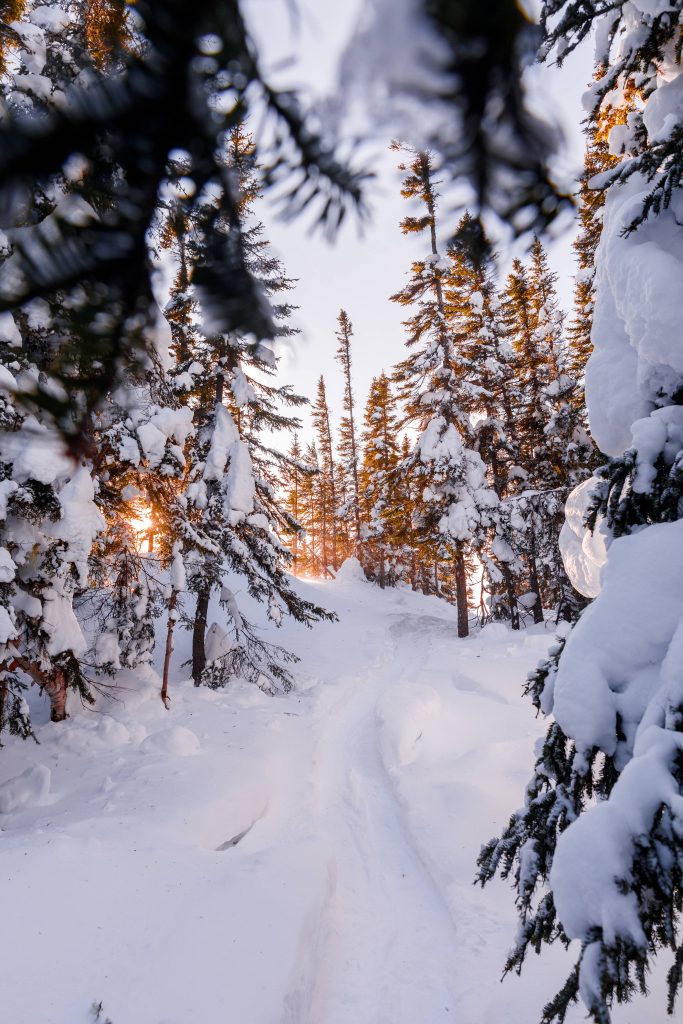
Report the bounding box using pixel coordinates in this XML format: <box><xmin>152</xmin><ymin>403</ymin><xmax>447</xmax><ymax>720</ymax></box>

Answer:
<box><xmin>422</xmin><ymin>0</ymin><xmax>570</xmax><ymax>234</ymax></box>
<box><xmin>586</xmin><ymin>450</ymin><xmax>683</xmax><ymax>540</ymax></box>
<box><xmin>0</xmin><ymin>0</ymin><xmax>369</xmax><ymax>440</ymax></box>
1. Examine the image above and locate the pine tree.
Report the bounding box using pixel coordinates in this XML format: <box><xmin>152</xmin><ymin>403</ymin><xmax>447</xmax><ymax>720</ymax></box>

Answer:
<box><xmin>498</xmin><ymin>239</ymin><xmax>590</xmax><ymax>622</ymax></box>
<box><xmin>359</xmin><ymin>373</ymin><xmax>401</xmax><ymax>587</ymax></box>
<box><xmin>392</xmin><ymin>146</ymin><xmax>497</xmax><ymax>636</ymax></box>
<box><xmin>282</xmin><ymin>433</ymin><xmax>305</xmax><ymax>570</ymax></box>
<box><xmin>335</xmin><ymin>311</ymin><xmax>362</xmax><ymax>554</ymax></box>
<box><xmin>311</xmin><ymin>375</ymin><xmax>341</xmax><ymax>574</ymax></box>
<box><xmin>0</xmin><ymin>1</ymin><xmax>124</xmax><ymax>734</ymax></box>
<box><xmin>443</xmin><ymin>213</ymin><xmax>522</xmax><ymax>625</ymax></box>
<box><xmin>445</xmin><ymin>214</ymin><xmax>516</xmax><ymax>493</ymax></box>
<box><xmin>481</xmin><ymin>5</ymin><xmax>683</xmax><ymax>1021</ymax></box>
<box><xmin>0</xmin><ymin>2</ymin><xmax>367</xmax><ymax>441</ymax></box>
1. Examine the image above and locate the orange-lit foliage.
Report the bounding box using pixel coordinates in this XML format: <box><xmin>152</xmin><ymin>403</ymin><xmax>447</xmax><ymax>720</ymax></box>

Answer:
<box><xmin>84</xmin><ymin>0</ymin><xmax>133</xmax><ymax>69</ymax></box>
<box><xmin>0</xmin><ymin>1</ymin><xmax>28</xmax><ymax>77</ymax></box>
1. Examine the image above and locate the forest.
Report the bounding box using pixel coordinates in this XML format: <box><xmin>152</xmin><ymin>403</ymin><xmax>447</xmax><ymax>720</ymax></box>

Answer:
<box><xmin>1</xmin><ymin>2</ymin><xmax>683</xmax><ymax>1024</ymax></box>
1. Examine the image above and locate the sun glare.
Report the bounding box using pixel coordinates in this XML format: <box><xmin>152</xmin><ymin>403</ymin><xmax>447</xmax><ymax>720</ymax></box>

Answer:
<box><xmin>128</xmin><ymin>502</ymin><xmax>155</xmax><ymax>552</ymax></box>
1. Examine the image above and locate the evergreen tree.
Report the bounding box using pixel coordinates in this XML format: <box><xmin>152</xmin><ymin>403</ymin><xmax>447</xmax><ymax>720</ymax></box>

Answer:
<box><xmin>335</xmin><ymin>311</ymin><xmax>362</xmax><ymax>554</ymax></box>
<box><xmin>443</xmin><ymin>213</ymin><xmax>522</xmax><ymax>625</ymax></box>
<box><xmin>499</xmin><ymin>239</ymin><xmax>590</xmax><ymax>622</ymax></box>
<box><xmin>0</xmin><ymin>1</ymin><xmax>368</xmax><ymax>440</ymax></box>
<box><xmin>0</xmin><ymin>0</ymin><xmax>125</xmax><ymax>734</ymax></box>
<box><xmin>311</xmin><ymin>375</ymin><xmax>341</xmax><ymax>574</ymax></box>
<box><xmin>481</xmin><ymin>4</ymin><xmax>683</xmax><ymax>1021</ymax></box>
<box><xmin>282</xmin><ymin>433</ymin><xmax>305</xmax><ymax>570</ymax></box>
<box><xmin>155</xmin><ymin>125</ymin><xmax>332</xmax><ymax>691</ymax></box>
<box><xmin>392</xmin><ymin>147</ymin><xmax>497</xmax><ymax>636</ymax></box>
<box><xmin>359</xmin><ymin>373</ymin><xmax>401</xmax><ymax>587</ymax></box>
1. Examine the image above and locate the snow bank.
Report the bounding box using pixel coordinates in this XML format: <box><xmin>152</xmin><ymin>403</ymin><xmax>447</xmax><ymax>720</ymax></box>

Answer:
<box><xmin>334</xmin><ymin>556</ymin><xmax>367</xmax><ymax>584</ymax></box>
<box><xmin>0</xmin><ymin>763</ymin><xmax>50</xmax><ymax>814</ymax></box>
<box><xmin>141</xmin><ymin>725</ymin><xmax>201</xmax><ymax>756</ymax></box>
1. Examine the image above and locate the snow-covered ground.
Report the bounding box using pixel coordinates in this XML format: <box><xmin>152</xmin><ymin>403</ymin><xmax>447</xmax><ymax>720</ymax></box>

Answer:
<box><xmin>0</xmin><ymin>563</ymin><xmax>658</xmax><ymax>1023</ymax></box>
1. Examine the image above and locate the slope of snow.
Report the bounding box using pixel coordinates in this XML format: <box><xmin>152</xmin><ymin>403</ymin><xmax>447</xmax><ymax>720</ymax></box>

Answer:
<box><xmin>0</xmin><ymin>570</ymin><xmax>661</xmax><ymax>1023</ymax></box>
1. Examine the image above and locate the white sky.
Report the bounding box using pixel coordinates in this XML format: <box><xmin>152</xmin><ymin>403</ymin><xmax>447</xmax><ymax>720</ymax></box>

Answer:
<box><xmin>246</xmin><ymin>0</ymin><xmax>594</xmax><ymax>444</ymax></box>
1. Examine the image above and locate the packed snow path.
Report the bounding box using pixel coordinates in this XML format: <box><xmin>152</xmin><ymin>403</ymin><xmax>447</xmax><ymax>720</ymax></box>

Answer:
<box><xmin>288</xmin><ymin>620</ymin><xmax>461</xmax><ymax>1023</ymax></box>
<box><xmin>1</xmin><ymin>564</ymin><xmax>656</xmax><ymax>1024</ymax></box>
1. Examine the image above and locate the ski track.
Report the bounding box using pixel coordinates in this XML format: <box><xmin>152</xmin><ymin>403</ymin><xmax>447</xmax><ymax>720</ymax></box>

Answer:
<box><xmin>280</xmin><ymin>616</ymin><xmax>460</xmax><ymax>1024</ymax></box>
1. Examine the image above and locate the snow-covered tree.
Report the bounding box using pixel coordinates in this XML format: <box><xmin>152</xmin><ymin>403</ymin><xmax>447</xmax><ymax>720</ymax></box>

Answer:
<box><xmin>392</xmin><ymin>147</ymin><xmax>497</xmax><ymax>635</ymax></box>
<box><xmin>311</xmin><ymin>375</ymin><xmax>341</xmax><ymax>574</ymax></box>
<box><xmin>155</xmin><ymin>125</ymin><xmax>332</xmax><ymax>692</ymax></box>
<box><xmin>498</xmin><ymin>239</ymin><xmax>590</xmax><ymax>621</ymax></box>
<box><xmin>480</xmin><ymin>4</ymin><xmax>683</xmax><ymax>1020</ymax></box>
<box><xmin>335</xmin><ymin>310</ymin><xmax>362</xmax><ymax>553</ymax></box>
<box><xmin>359</xmin><ymin>373</ymin><xmax>401</xmax><ymax>587</ymax></box>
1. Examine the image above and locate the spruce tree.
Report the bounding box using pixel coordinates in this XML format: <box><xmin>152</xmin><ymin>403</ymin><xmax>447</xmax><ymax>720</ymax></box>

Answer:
<box><xmin>498</xmin><ymin>240</ymin><xmax>590</xmax><ymax>621</ymax></box>
<box><xmin>359</xmin><ymin>373</ymin><xmax>401</xmax><ymax>587</ymax></box>
<box><xmin>0</xmin><ymin>1</ymin><xmax>368</xmax><ymax>440</ymax></box>
<box><xmin>335</xmin><ymin>311</ymin><xmax>362</xmax><ymax>554</ymax></box>
<box><xmin>154</xmin><ymin>124</ymin><xmax>333</xmax><ymax>691</ymax></box>
<box><xmin>480</xmin><ymin>4</ymin><xmax>683</xmax><ymax>1021</ymax></box>
<box><xmin>392</xmin><ymin>147</ymin><xmax>497</xmax><ymax>636</ymax></box>
<box><xmin>444</xmin><ymin>213</ymin><xmax>522</xmax><ymax>625</ymax></box>
<box><xmin>311</xmin><ymin>375</ymin><xmax>341</xmax><ymax>574</ymax></box>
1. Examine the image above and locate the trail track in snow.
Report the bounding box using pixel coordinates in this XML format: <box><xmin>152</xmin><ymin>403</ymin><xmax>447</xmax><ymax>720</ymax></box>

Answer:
<box><xmin>4</xmin><ymin>573</ymin><xmax>605</xmax><ymax>1024</ymax></box>
<box><xmin>281</xmin><ymin>617</ymin><xmax>461</xmax><ymax>1024</ymax></box>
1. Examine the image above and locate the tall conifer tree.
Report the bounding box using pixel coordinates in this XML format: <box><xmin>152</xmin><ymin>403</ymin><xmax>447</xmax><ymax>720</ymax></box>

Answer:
<box><xmin>335</xmin><ymin>311</ymin><xmax>362</xmax><ymax>553</ymax></box>
<box><xmin>392</xmin><ymin>147</ymin><xmax>496</xmax><ymax>636</ymax></box>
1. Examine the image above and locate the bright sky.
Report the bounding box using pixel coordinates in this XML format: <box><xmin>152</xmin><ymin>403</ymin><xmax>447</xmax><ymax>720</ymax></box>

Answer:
<box><xmin>246</xmin><ymin>0</ymin><xmax>594</xmax><ymax>445</ymax></box>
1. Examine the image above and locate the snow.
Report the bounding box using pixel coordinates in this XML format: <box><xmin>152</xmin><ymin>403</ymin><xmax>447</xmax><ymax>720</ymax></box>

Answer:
<box><xmin>1</xmin><ymin>573</ymin><xmax>662</xmax><ymax>1024</ymax></box>
<box><xmin>0</xmin><ymin>312</ymin><xmax>21</xmax><ymax>348</ymax></box>
<box><xmin>41</xmin><ymin>583</ymin><xmax>88</xmax><ymax>658</ymax></box>
<box><xmin>0</xmin><ymin>604</ymin><xmax>17</xmax><ymax>643</ymax></box>
<box><xmin>0</xmin><ymin>763</ymin><xmax>51</xmax><ymax>814</ymax></box>
<box><xmin>334</xmin><ymin>555</ymin><xmax>366</xmax><ymax>583</ymax></box>
<box><xmin>205</xmin><ymin>621</ymin><xmax>234</xmax><ymax>661</ymax></box>
<box><xmin>1</xmin><ymin>416</ymin><xmax>73</xmax><ymax>485</ymax></box>
<box><xmin>48</xmin><ymin>467</ymin><xmax>105</xmax><ymax>584</ymax></box>
<box><xmin>587</xmin><ymin>177</ymin><xmax>683</xmax><ymax>454</ymax></box>
<box><xmin>203</xmin><ymin>402</ymin><xmax>239</xmax><ymax>480</ymax></box>
<box><xmin>0</xmin><ymin>546</ymin><xmax>16</xmax><ymax>583</ymax></box>
<box><xmin>548</xmin><ymin>520</ymin><xmax>683</xmax><ymax>947</ymax></box>
<box><xmin>170</xmin><ymin>545</ymin><xmax>186</xmax><ymax>592</ymax></box>
<box><xmin>553</xmin><ymin>519</ymin><xmax>683</xmax><ymax>755</ymax></box>
<box><xmin>559</xmin><ymin>477</ymin><xmax>609</xmax><ymax>598</ymax></box>
<box><xmin>137</xmin><ymin>407</ymin><xmax>194</xmax><ymax>468</ymax></box>
<box><xmin>224</xmin><ymin>439</ymin><xmax>255</xmax><ymax>520</ymax></box>
<box><xmin>141</xmin><ymin>725</ymin><xmax>201</xmax><ymax>757</ymax></box>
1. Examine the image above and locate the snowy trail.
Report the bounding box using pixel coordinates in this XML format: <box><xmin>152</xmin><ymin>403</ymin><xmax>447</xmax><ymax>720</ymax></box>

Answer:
<box><xmin>286</xmin><ymin>623</ymin><xmax>460</xmax><ymax>1024</ymax></box>
<box><xmin>5</xmin><ymin>568</ymin><xmax>640</xmax><ymax>1024</ymax></box>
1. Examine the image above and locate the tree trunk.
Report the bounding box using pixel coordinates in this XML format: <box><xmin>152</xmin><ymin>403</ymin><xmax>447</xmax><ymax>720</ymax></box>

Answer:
<box><xmin>161</xmin><ymin>590</ymin><xmax>178</xmax><ymax>707</ymax></box>
<box><xmin>7</xmin><ymin>650</ymin><xmax>68</xmax><ymax>721</ymax></box>
<box><xmin>455</xmin><ymin>546</ymin><xmax>469</xmax><ymax>638</ymax></box>
<box><xmin>502</xmin><ymin>565</ymin><xmax>520</xmax><ymax>630</ymax></box>
<box><xmin>192</xmin><ymin>586</ymin><xmax>210</xmax><ymax>685</ymax></box>
<box><xmin>527</xmin><ymin>549</ymin><xmax>544</xmax><ymax>625</ymax></box>
<box><xmin>48</xmin><ymin>672</ymin><xmax>68</xmax><ymax>722</ymax></box>
<box><xmin>0</xmin><ymin>676</ymin><xmax>7</xmax><ymax>733</ymax></box>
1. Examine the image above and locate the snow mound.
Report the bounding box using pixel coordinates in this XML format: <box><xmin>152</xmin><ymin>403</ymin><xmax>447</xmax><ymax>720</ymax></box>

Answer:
<box><xmin>334</xmin><ymin>557</ymin><xmax>367</xmax><ymax>583</ymax></box>
<box><xmin>0</xmin><ymin>763</ymin><xmax>50</xmax><ymax>813</ymax></box>
<box><xmin>559</xmin><ymin>478</ymin><xmax>609</xmax><ymax>598</ymax></box>
<box><xmin>141</xmin><ymin>725</ymin><xmax>201</xmax><ymax>756</ymax></box>
<box><xmin>377</xmin><ymin>684</ymin><xmax>441</xmax><ymax>768</ymax></box>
